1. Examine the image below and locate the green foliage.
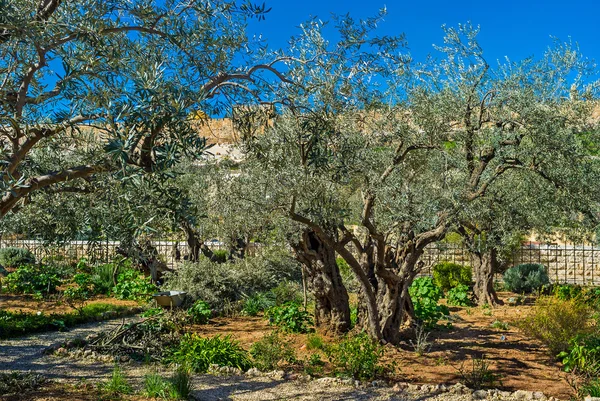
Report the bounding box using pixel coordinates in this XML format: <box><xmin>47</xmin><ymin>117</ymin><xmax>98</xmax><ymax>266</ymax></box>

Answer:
<box><xmin>0</xmin><ymin>247</ymin><xmax>35</xmax><ymax>268</ymax></box>
<box><xmin>112</xmin><ymin>269</ymin><xmax>157</xmax><ymax>301</ymax></box>
<box><xmin>270</xmin><ymin>281</ymin><xmax>303</xmax><ymax>305</ymax></box>
<box><xmin>169</xmin><ymin>365</ymin><xmax>192</xmax><ymax>400</ymax></box>
<box><xmin>490</xmin><ymin>320</ymin><xmax>509</xmax><ymax>330</ymax></box>
<box><xmin>242</xmin><ymin>292</ymin><xmax>275</xmax><ymax>316</ymax></box>
<box><xmin>91</xmin><ymin>262</ymin><xmax>125</xmax><ymax>295</ymax></box>
<box><xmin>432</xmin><ymin>262</ymin><xmax>472</xmax><ymax>292</ymax></box>
<box><xmin>325</xmin><ymin>333</ymin><xmax>385</xmax><ymax>381</ymax></box>
<box><xmin>554</xmin><ymin>284</ymin><xmax>583</xmax><ymax>301</ymax></box>
<box><xmin>0</xmin><ymin>372</ymin><xmax>46</xmax><ymax>395</ymax></box>
<box><xmin>266</xmin><ymin>302</ymin><xmax>313</xmax><ymax>333</ymax></box>
<box><xmin>306</xmin><ymin>333</ymin><xmax>325</xmax><ymax>350</ymax></box>
<box><xmin>188</xmin><ymin>300</ymin><xmax>212</xmax><ymax>324</ymax></box>
<box><xmin>0</xmin><ymin>303</ymin><xmax>135</xmax><ymax>339</ymax></box>
<box><xmin>518</xmin><ymin>296</ymin><xmax>593</xmax><ymax>355</ymax></box>
<box><xmin>503</xmin><ymin>264</ymin><xmax>549</xmax><ymax>294</ymax></box>
<box><xmin>558</xmin><ymin>334</ymin><xmax>600</xmax><ymax>375</ymax></box>
<box><xmin>409</xmin><ymin>277</ymin><xmax>449</xmax><ymax>328</ymax></box>
<box><xmin>170</xmin><ymin>334</ymin><xmax>252</xmax><ymax>373</ymax></box>
<box><xmin>99</xmin><ymin>365</ymin><xmax>132</xmax><ymax>396</ymax></box>
<box><xmin>63</xmin><ymin>273</ymin><xmax>95</xmax><ymax>312</ymax></box>
<box><xmin>447</xmin><ymin>284</ymin><xmax>474</xmax><ymax>306</ymax></box>
<box><xmin>250</xmin><ymin>331</ymin><xmax>296</xmax><ymax>371</ymax></box>
<box><xmin>212</xmin><ymin>249</ymin><xmax>229</xmax><ymax>263</ymax></box>
<box><xmin>3</xmin><ymin>264</ymin><xmax>63</xmax><ymax>295</ymax></box>
<box><xmin>456</xmin><ymin>355</ymin><xmax>500</xmax><ymax>390</ymax></box>
<box><xmin>144</xmin><ymin>372</ymin><xmax>170</xmax><ymax>398</ymax></box>
<box><xmin>581</xmin><ymin>378</ymin><xmax>600</xmax><ymax>397</ymax></box>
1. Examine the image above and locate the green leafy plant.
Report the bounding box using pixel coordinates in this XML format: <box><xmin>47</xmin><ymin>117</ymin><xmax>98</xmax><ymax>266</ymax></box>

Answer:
<box><xmin>503</xmin><ymin>263</ymin><xmax>549</xmax><ymax>294</ymax></box>
<box><xmin>0</xmin><ymin>247</ymin><xmax>35</xmax><ymax>268</ymax></box>
<box><xmin>447</xmin><ymin>284</ymin><xmax>474</xmax><ymax>306</ymax></box>
<box><xmin>580</xmin><ymin>378</ymin><xmax>600</xmax><ymax>397</ymax></box>
<box><xmin>144</xmin><ymin>372</ymin><xmax>170</xmax><ymax>398</ymax></box>
<box><xmin>99</xmin><ymin>365</ymin><xmax>132</xmax><ymax>396</ymax></box>
<box><xmin>554</xmin><ymin>284</ymin><xmax>583</xmax><ymax>301</ymax></box>
<box><xmin>169</xmin><ymin>334</ymin><xmax>252</xmax><ymax>373</ymax></box>
<box><xmin>112</xmin><ymin>269</ymin><xmax>157</xmax><ymax>301</ymax></box>
<box><xmin>188</xmin><ymin>300</ymin><xmax>212</xmax><ymax>324</ymax></box>
<box><xmin>241</xmin><ymin>291</ymin><xmax>275</xmax><ymax>316</ymax></box>
<box><xmin>325</xmin><ymin>332</ymin><xmax>385</xmax><ymax>381</ymax></box>
<box><xmin>266</xmin><ymin>302</ymin><xmax>313</xmax><ymax>333</ymax></box>
<box><xmin>250</xmin><ymin>331</ymin><xmax>296</xmax><ymax>371</ymax></box>
<box><xmin>63</xmin><ymin>273</ymin><xmax>96</xmax><ymax>313</ymax></box>
<box><xmin>3</xmin><ymin>264</ymin><xmax>63</xmax><ymax>295</ymax></box>
<box><xmin>306</xmin><ymin>333</ymin><xmax>325</xmax><ymax>350</ymax></box>
<box><xmin>558</xmin><ymin>334</ymin><xmax>600</xmax><ymax>375</ymax></box>
<box><xmin>212</xmin><ymin>249</ymin><xmax>229</xmax><ymax>263</ymax></box>
<box><xmin>432</xmin><ymin>262</ymin><xmax>472</xmax><ymax>292</ymax></box>
<box><xmin>409</xmin><ymin>277</ymin><xmax>449</xmax><ymax>328</ymax></box>
<box><xmin>518</xmin><ymin>296</ymin><xmax>593</xmax><ymax>355</ymax></box>
<box><xmin>490</xmin><ymin>320</ymin><xmax>509</xmax><ymax>330</ymax></box>
<box><xmin>169</xmin><ymin>365</ymin><xmax>192</xmax><ymax>400</ymax></box>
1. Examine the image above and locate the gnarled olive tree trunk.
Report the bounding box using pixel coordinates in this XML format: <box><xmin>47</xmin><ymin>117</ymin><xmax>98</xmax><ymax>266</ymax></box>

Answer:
<box><xmin>293</xmin><ymin>230</ymin><xmax>351</xmax><ymax>335</ymax></box>
<box><xmin>472</xmin><ymin>247</ymin><xmax>502</xmax><ymax>306</ymax></box>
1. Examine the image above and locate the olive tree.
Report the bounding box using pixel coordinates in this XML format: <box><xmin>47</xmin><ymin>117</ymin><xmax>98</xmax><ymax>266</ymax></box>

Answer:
<box><xmin>0</xmin><ymin>0</ymin><xmax>290</xmax><ymax>218</ymax></box>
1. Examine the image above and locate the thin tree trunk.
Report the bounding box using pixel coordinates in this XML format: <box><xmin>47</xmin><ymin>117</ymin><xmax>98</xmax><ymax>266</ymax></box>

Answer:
<box><xmin>472</xmin><ymin>247</ymin><xmax>502</xmax><ymax>306</ymax></box>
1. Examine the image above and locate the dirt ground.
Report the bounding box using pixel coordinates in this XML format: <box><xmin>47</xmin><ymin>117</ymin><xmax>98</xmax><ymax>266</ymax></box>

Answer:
<box><xmin>191</xmin><ymin>293</ymin><xmax>572</xmax><ymax>399</ymax></box>
<box><xmin>0</xmin><ymin>293</ymin><xmax>139</xmax><ymax>314</ymax></box>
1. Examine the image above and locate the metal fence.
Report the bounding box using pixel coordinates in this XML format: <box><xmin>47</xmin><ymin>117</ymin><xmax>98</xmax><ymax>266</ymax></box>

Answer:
<box><xmin>2</xmin><ymin>238</ymin><xmax>600</xmax><ymax>285</ymax></box>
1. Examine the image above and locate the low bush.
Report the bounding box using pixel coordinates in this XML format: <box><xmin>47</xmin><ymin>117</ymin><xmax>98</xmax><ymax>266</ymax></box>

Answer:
<box><xmin>432</xmin><ymin>262</ymin><xmax>472</xmax><ymax>292</ymax></box>
<box><xmin>306</xmin><ymin>333</ymin><xmax>325</xmax><ymax>350</ymax></box>
<box><xmin>188</xmin><ymin>300</ymin><xmax>212</xmax><ymax>324</ymax></box>
<box><xmin>169</xmin><ymin>365</ymin><xmax>192</xmax><ymax>400</ymax></box>
<box><xmin>0</xmin><ymin>247</ymin><xmax>35</xmax><ymax>268</ymax></box>
<box><xmin>503</xmin><ymin>263</ymin><xmax>549</xmax><ymax>294</ymax></box>
<box><xmin>211</xmin><ymin>249</ymin><xmax>229</xmax><ymax>263</ymax></box>
<box><xmin>63</xmin><ymin>273</ymin><xmax>95</xmax><ymax>313</ymax></box>
<box><xmin>99</xmin><ymin>365</ymin><xmax>132</xmax><ymax>396</ymax></box>
<box><xmin>325</xmin><ymin>332</ymin><xmax>385</xmax><ymax>381</ymax></box>
<box><xmin>518</xmin><ymin>296</ymin><xmax>593</xmax><ymax>355</ymax></box>
<box><xmin>580</xmin><ymin>378</ymin><xmax>600</xmax><ymax>397</ymax></box>
<box><xmin>447</xmin><ymin>284</ymin><xmax>474</xmax><ymax>306</ymax></box>
<box><xmin>112</xmin><ymin>269</ymin><xmax>157</xmax><ymax>301</ymax></box>
<box><xmin>0</xmin><ymin>303</ymin><xmax>136</xmax><ymax>339</ymax></box>
<box><xmin>554</xmin><ymin>284</ymin><xmax>583</xmax><ymax>301</ymax></box>
<box><xmin>456</xmin><ymin>355</ymin><xmax>500</xmax><ymax>389</ymax></box>
<box><xmin>409</xmin><ymin>277</ymin><xmax>449</xmax><ymax>328</ymax></box>
<box><xmin>91</xmin><ymin>261</ymin><xmax>126</xmax><ymax>295</ymax></box>
<box><xmin>242</xmin><ymin>292</ymin><xmax>275</xmax><ymax>316</ymax></box>
<box><xmin>3</xmin><ymin>264</ymin><xmax>63</xmax><ymax>295</ymax></box>
<box><xmin>266</xmin><ymin>302</ymin><xmax>313</xmax><ymax>333</ymax></box>
<box><xmin>250</xmin><ymin>331</ymin><xmax>296</xmax><ymax>370</ymax></box>
<box><xmin>170</xmin><ymin>334</ymin><xmax>252</xmax><ymax>373</ymax></box>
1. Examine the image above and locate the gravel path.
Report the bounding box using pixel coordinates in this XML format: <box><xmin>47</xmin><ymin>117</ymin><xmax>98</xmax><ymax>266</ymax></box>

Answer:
<box><xmin>0</xmin><ymin>317</ymin><xmax>139</xmax><ymax>380</ymax></box>
<box><xmin>0</xmin><ymin>321</ymin><xmax>562</xmax><ymax>401</ymax></box>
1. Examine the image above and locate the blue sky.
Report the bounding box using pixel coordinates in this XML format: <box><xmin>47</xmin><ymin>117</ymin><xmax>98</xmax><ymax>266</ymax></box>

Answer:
<box><xmin>246</xmin><ymin>0</ymin><xmax>600</xmax><ymax>64</ymax></box>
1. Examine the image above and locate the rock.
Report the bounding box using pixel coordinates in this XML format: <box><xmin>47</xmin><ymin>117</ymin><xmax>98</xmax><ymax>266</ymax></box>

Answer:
<box><xmin>584</xmin><ymin>397</ymin><xmax>600</xmax><ymax>401</ymax></box>
<box><xmin>269</xmin><ymin>370</ymin><xmax>285</xmax><ymax>380</ymax></box>
<box><xmin>392</xmin><ymin>383</ymin><xmax>408</xmax><ymax>392</ymax></box>
<box><xmin>285</xmin><ymin>373</ymin><xmax>299</xmax><ymax>381</ymax></box>
<box><xmin>513</xmin><ymin>390</ymin><xmax>535</xmax><ymax>400</ymax></box>
<box><xmin>532</xmin><ymin>392</ymin><xmax>547</xmax><ymax>400</ymax></box>
<box><xmin>245</xmin><ymin>367</ymin><xmax>261</xmax><ymax>377</ymax></box>
<box><xmin>119</xmin><ymin>355</ymin><xmax>130</xmax><ymax>363</ymax></box>
<box><xmin>448</xmin><ymin>383</ymin><xmax>469</xmax><ymax>394</ymax></box>
<box><xmin>83</xmin><ymin>349</ymin><xmax>92</xmax><ymax>358</ymax></box>
<box><xmin>472</xmin><ymin>390</ymin><xmax>488</xmax><ymax>399</ymax></box>
<box><xmin>406</xmin><ymin>383</ymin><xmax>420</xmax><ymax>392</ymax></box>
<box><xmin>371</xmin><ymin>380</ymin><xmax>387</xmax><ymax>388</ymax></box>
<box><xmin>55</xmin><ymin>347</ymin><xmax>67</xmax><ymax>356</ymax></box>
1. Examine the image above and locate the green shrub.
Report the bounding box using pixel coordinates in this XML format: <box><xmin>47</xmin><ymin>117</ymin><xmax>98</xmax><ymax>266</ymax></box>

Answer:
<box><xmin>518</xmin><ymin>296</ymin><xmax>593</xmax><ymax>355</ymax></box>
<box><xmin>432</xmin><ymin>262</ymin><xmax>472</xmax><ymax>292</ymax></box>
<box><xmin>162</xmin><ymin>248</ymin><xmax>302</xmax><ymax>308</ymax></box>
<box><xmin>447</xmin><ymin>284</ymin><xmax>474</xmax><ymax>306</ymax></box>
<box><xmin>169</xmin><ymin>365</ymin><xmax>192</xmax><ymax>400</ymax></box>
<box><xmin>306</xmin><ymin>333</ymin><xmax>325</xmax><ymax>350</ymax></box>
<box><xmin>325</xmin><ymin>332</ymin><xmax>384</xmax><ymax>381</ymax></box>
<box><xmin>144</xmin><ymin>372</ymin><xmax>170</xmax><ymax>398</ymax></box>
<box><xmin>63</xmin><ymin>273</ymin><xmax>95</xmax><ymax>312</ymax></box>
<box><xmin>266</xmin><ymin>302</ymin><xmax>313</xmax><ymax>333</ymax></box>
<box><xmin>554</xmin><ymin>284</ymin><xmax>583</xmax><ymax>301</ymax></box>
<box><xmin>250</xmin><ymin>331</ymin><xmax>296</xmax><ymax>370</ymax></box>
<box><xmin>270</xmin><ymin>280</ymin><xmax>304</xmax><ymax>305</ymax></box>
<box><xmin>170</xmin><ymin>334</ymin><xmax>252</xmax><ymax>373</ymax></box>
<box><xmin>92</xmin><ymin>262</ymin><xmax>124</xmax><ymax>295</ymax></box>
<box><xmin>188</xmin><ymin>300</ymin><xmax>212</xmax><ymax>324</ymax></box>
<box><xmin>581</xmin><ymin>378</ymin><xmax>600</xmax><ymax>397</ymax></box>
<box><xmin>503</xmin><ymin>263</ymin><xmax>549</xmax><ymax>294</ymax></box>
<box><xmin>242</xmin><ymin>292</ymin><xmax>275</xmax><ymax>316</ymax></box>
<box><xmin>409</xmin><ymin>277</ymin><xmax>449</xmax><ymax>328</ymax></box>
<box><xmin>0</xmin><ymin>247</ymin><xmax>35</xmax><ymax>268</ymax></box>
<box><xmin>558</xmin><ymin>334</ymin><xmax>600</xmax><ymax>375</ymax></box>
<box><xmin>3</xmin><ymin>264</ymin><xmax>62</xmax><ymax>295</ymax></box>
<box><xmin>211</xmin><ymin>249</ymin><xmax>229</xmax><ymax>263</ymax></box>
<box><xmin>112</xmin><ymin>269</ymin><xmax>157</xmax><ymax>301</ymax></box>
<box><xmin>99</xmin><ymin>365</ymin><xmax>132</xmax><ymax>396</ymax></box>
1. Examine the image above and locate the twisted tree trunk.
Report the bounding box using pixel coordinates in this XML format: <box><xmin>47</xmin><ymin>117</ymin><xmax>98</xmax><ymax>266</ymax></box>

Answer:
<box><xmin>472</xmin><ymin>247</ymin><xmax>502</xmax><ymax>306</ymax></box>
<box><xmin>293</xmin><ymin>230</ymin><xmax>351</xmax><ymax>335</ymax></box>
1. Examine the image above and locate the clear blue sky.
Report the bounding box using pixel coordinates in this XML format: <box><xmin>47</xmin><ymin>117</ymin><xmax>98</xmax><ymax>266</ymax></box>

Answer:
<box><xmin>247</xmin><ymin>0</ymin><xmax>600</xmax><ymax>64</ymax></box>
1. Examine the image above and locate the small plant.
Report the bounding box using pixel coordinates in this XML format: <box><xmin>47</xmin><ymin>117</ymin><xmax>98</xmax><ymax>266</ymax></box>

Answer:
<box><xmin>558</xmin><ymin>334</ymin><xmax>600</xmax><ymax>375</ymax></box>
<box><xmin>144</xmin><ymin>372</ymin><xmax>170</xmax><ymax>398</ymax></box>
<box><xmin>99</xmin><ymin>365</ymin><xmax>132</xmax><ymax>396</ymax></box>
<box><xmin>266</xmin><ymin>302</ymin><xmax>313</xmax><ymax>333</ymax></box>
<box><xmin>212</xmin><ymin>249</ymin><xmax>229</xmax><ymax>263</ymax></box>
<box><xmin>503</xmin><ymin>263</ymin><xmax>549</xmax><ymax>294</ymax></box>
<box><xmin>250</xmin><ymin>331</ymin><xmax>296</xmax><ymax>371</ymax></box>
<box><xmin>112</xmin><ymin>269</ymin><xmax>157</xmax><ymax>301</ymax></box>
<box><xmin>4</xmin><ymin>264</ymin><xmax>63</xmax><ymax>295</ymax></box>
<box><xmin>432</xmin><ymin>262</ymin><xmax>472</xmax><ymax>292</ymax></box>
<box><xmin>188</xmin><ymin>300</ymin><xmax>212</xmax><ymax>324</ymax></box>
<box><xmin>580</xmin><ymin>378</ymin><xmax>600</xmax><ymax>397</ymax></box>
<box><xmin>170</xmin><ymin>334</ymin><xmax>252</xmax><ymax>373</ymax></box>
<box><xmin>410</xmin><ymin>324</ymin><xmax>432</xmax><ymax>356</ymax></box>
<box><xmin>325</xmin><ymin>332</ymin><xmax>385</xmax><ymax>381</ymax></box>
<box><xmin>304</xmin><ymin>353</ymin><xmax>326</xmax><ymax>376</ymax></box>
<box><xmin>63</xmin><ymin>273</ymin><xmax>95</xmax><ymax>313</ymax></box>
<box><xmin>481</xmin><ymin>303</ymin><xmax>493</xmax><ymax>316</ymax></box>
<box><xmin>0</xmin><ymin>247</ymin><xmax>35</xmax><ymax>268</ymax></box>
<box><xmin>447</xmin><ymin>284</ymin><xmax>474</xmax><ymax>306</ymax></box>
<box><xmin>241</xmin><ymin>291</ymin><xmax>275</xmax><ymax>316</ymax></box>
<box><xmin>306</xmin><ymin>333</ymin><xmax>325</xmax><ymax>350</ymax></box>
<box><xmin>169</xmin><ymin>365</ymin><xmax>193</xmax><ymax>400</ymax></box>
<box><xmin>409</xmin><ymin>277</ymin><xmax>449</xmax><ymax>328</ymax></box>
<box><xmin>554</xmin><ymin>284</ymin><xmax>583</xmax><ymax>301</ymax></box>
<box><xmin>490</xmin><ymin>320</ymin><xmax>509</xmax><ymax>331</ymax></box>
<box><xmin>518</xmin><ymin>296</ymin><xmax>593</xmax><ymax>355</ymax></box>
<box><xmin>455</xmin><ymin>355</ymin><xmax>500</xmax><ymax>389</ymax></box>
